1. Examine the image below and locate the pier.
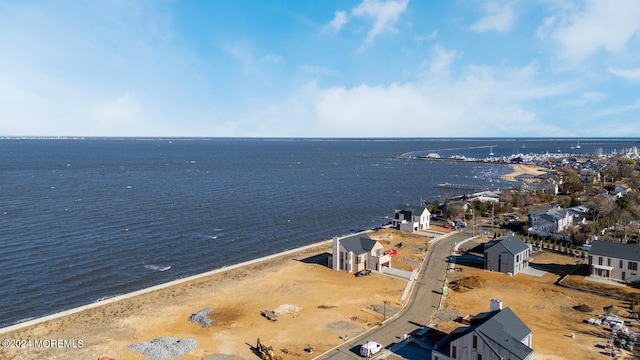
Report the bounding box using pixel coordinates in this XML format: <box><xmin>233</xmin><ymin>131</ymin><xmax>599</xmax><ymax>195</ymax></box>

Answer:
<box><xmin>437</xmin><ymin>183</ymin><xmax>490</xmax><ymax>191</ymax></box>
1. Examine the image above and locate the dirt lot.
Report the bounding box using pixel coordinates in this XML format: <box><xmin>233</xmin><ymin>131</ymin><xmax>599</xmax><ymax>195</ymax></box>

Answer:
<box><xmin>0</xmin><ymin>229</ymin><xmax>433</xmax><ymax>360</ymax></box>
<box><xmin>440</xmin><ymin>239</ymin><xmax>640</xmax><ymax>360</ymax></box>
<box><xmin>4</xmin><ymin>227</ymin><xmax>639</xmax><ymax>360</ymax></box>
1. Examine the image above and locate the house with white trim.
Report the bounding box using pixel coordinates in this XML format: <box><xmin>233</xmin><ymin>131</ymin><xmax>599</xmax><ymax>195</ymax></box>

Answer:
<box><xmin>432</xmin><ymin>299</ymin><xmax>533</xmax><ymax>360</ymax></box>
<box><xmin>392</xmin><ymin>205</ymin><xmax>430</xmax><ymax>232</ymax></box>
<box><xmin>588</xmin><ymin>240</ymin><xmax>640</xmax><ymax>283</ymax></box>
<box><xmin>331</xmin><ymin>234</ymin><xmax>391</xmax><ymax>273</ymax></box>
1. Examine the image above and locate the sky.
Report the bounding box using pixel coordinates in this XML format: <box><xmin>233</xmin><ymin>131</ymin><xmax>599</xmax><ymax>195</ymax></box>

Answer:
<box><xmin>1</xmin><ymin>0</ymin><xmax>640</xmax><ymax>138</ymax></box>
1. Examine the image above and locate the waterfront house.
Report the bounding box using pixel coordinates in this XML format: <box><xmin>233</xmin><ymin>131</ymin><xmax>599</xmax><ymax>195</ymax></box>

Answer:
<box><xmin>331</xmin><ymin>234</ymin><xmax>391</xmax><ymax>273</ymax></box>
<box><xmin>432</xmin><ymin>299</ymin><xmax>534</xmax><ymax>360</ymax></box>
<box><xmin>484</xmin><ymin>234</ymin><xmax>532</xmax><ymax>275</ymax></box>
<box><xmin>392</xmin><ymin>205</ymin><xmax>430</xmax><ymax>232</ymax></box>
<box><xmin>588</xmin><ymin>240</ymin><xmax>640</xmax><ymax>283</ymax></box>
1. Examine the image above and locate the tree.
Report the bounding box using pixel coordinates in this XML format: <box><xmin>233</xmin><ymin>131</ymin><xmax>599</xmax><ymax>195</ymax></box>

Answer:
<box><xmin>560</xmin><ymin>169</ymin><xmax>584</xmax><ymax>194</ymax></box>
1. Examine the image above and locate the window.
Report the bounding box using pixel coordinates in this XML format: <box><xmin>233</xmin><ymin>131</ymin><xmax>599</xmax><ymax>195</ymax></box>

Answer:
<box><xmin>478</xmin><ymin>355</ymin><xmax>482</xmax><ymax>360</ymax></box>
<box><xmin>598</xmin><ymin>257</ymin><xmax>603</xmax><ymax>265</ymax></box>
<box><xmin>516</xmin><ymin>254</ymin><xmax>520</xmax><ymax>262</ymax></box>
<box><xmin>620</xmin><ymin>260</ymin><xmax>624</xmax><ymax>269</ymax></box>
<box><xmin>356</xmin><ymin>255</ymin><xmax>362</xmax><ymax>264</ymax></box>
<box><xmin>451</xmin><ymin>345</ymin><xmax>457</xmax><ymax>359</ymax></box>
<box><xmin>473</xmin><ymin>335</ymin><xmax>478</xmax><ymax>349</ymax></box>
<box><xmin>629</xmin><ymin>262</ymin><xmax>638</xmax><ymax>271</ymax></box>
<box><xmin>608</xmin><ymin>258</ymin><xmax>611</xmax><ymax>267</ymax></box>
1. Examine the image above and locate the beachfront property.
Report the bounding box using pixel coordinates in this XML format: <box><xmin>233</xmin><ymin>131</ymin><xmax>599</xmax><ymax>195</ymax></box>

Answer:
<box><xmin>392</xmin><ymin>204</ymin><xmax>430</xmax><ymax>232</ymax></box>
<box><xmin>588</xmin><ymin>240</ymin><xmax>640</xmax><ymax>283</ymax></box>
<box><xmin>330</xmin><ymin>234</ymin><xmax>391</xmax><ymax>273</ymax></box>
<box><xmin>484</xmin><ymin>234</ymin><xmax>532</xmax><ymax>275</ymax></box>
<box><xmin>432</xmin><ymin>299</ymin><xmax>534</xmax><ymax>360</ymax></box>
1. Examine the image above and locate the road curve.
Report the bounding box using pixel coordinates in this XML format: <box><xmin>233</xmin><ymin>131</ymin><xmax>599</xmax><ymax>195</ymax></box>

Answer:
<box><xmin>314</xmin><ymin>230</ymin><xmax>473</xmax><ymax>359</ymax></box>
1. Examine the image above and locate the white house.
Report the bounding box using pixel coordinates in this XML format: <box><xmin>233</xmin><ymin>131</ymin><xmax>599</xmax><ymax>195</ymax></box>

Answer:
<box><xmin>392</xmin><ymin>205</ymin><xmax>430</xmax><ymax>232</ymax></box>
<box><xmin>588</xmin><ymin>240</ymin><xmax>640</xmax><ymax>283</ymax></box>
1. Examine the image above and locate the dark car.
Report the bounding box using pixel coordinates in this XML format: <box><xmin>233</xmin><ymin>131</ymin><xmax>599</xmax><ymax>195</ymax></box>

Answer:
<box><xmin>355</xmin><ymin>269</ymin><xmax>371</xmax><ymax>277</ymax></box>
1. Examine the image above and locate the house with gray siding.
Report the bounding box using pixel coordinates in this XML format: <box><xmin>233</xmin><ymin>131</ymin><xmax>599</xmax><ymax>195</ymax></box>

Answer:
<box><xmin>331</xmin><ymin>234</ymin><xmax>391</xmax><ymax>273</ymax></box>
<box><xmin>432</xmin><ymin>299</ymin><xmax>533</xmax><ymax>360</ymax></box>
<box><xmin>484</xmin><ymin>234</ymin><xmax>532</xmax><ymax>275</ymax></box>
<box><xmin>588</xmin><ymin>240</ymin><xmax>640</xmax><ymax>283</ymax></box>
<box><xmin>392</xmin><ymin>205</ymin><xmax>430</xmax><ymax>232</ymax></box>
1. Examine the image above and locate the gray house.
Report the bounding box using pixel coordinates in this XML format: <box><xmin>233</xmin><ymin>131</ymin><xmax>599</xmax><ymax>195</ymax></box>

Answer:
<box><xmin>588</xmin><ymin>240</ymin><xmax>640</xmax><ymax>283</ymax></box>
<box><xmin>484</xmin><ymin>234</ymin><xmax>532</xmax><ymax>275</ymax></box>
<box><xmin>331</xmin><ymin>234</ymin><xmax>391</xmax><ymax>273</ymax></box>
<box><xmin>432</xmin><ymin>299</ymin><xmax>533</xmax><ymax>360</ymax></box>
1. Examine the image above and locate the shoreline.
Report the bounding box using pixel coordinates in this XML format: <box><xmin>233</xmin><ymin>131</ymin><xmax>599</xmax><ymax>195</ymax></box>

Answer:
<box><xmin>0</xmin><ymin>228</ymin><xmax>433</xmax><ymax>360</ymax></box>
<box><xmin>0</xmin><ymin>236</ymin><xmax>340</xmax><ymax>335</ymax></box>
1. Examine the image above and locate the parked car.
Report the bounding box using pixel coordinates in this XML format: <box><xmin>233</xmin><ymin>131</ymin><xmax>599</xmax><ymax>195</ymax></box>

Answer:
<box><xmin>384</xmin><ymin>249</ymin><xmax>397</xmax><ymax>256</ymax></box>
<box><xmin>355</xmin><ymin>269</ymin><xmax>371</xmax><ymax>277</ymax></box>
<box><xmin>360</xmin><ymin>341</ymin><xmax>383</xmax><ymax>357</ymax></box>
<box><xmin>455</xmin><ymin>221</ymin><xmax>467</xmax><ymax>227</ymax></box>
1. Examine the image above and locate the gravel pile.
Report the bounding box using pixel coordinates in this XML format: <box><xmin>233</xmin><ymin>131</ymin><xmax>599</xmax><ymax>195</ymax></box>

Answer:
<box><xmin>189</xmin><ymin>308</ymin><xmax>214</xmax><ymax>327</ymax></box>
<box><xmin>128</xmin><ymin>337</ymin><xmax>198</xmax><ymax>360</ymax></box>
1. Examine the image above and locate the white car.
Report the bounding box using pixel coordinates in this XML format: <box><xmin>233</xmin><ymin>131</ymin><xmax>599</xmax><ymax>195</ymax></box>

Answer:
<box><xmin>360</xmin><ymin>341</ymin><xmax>383</xmax><ymax>357</ymax></box>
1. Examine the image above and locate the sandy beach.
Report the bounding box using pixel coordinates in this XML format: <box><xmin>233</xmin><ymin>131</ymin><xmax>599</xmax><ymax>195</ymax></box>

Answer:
<box><xmin>0</xmin><ymin>229</ymin><xmax>434</xmax><ymax>360</ymax></box>
<box><xmin>500</xmin><ymin>164</ymin><xmax>550</xmax><ymax>182</ymax></box>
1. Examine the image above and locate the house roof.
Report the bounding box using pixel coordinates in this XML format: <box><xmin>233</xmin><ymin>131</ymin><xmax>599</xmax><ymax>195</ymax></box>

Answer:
<box><xmin>340</xmin><ymin>234</ymin><xmax>378</xmax><ymax>255</ymax></box>
<box><xmin>485</xmin><ymin>234</ymin><xmax>530</xmax><ymax>256</ymax></box>
<box><xmin>590</xmin><ymin>240</ymin><xmax>640</xmax><ymax>262</ymax></box>
<box><xmin>394</xmin><ymin>204</ymin><xmax>430</xmax><ymax>216</ymax></box>
<box><xmin>435</xmin><ymin>308</ymin><xmax>533</xmax><ymax>360</ymax></box>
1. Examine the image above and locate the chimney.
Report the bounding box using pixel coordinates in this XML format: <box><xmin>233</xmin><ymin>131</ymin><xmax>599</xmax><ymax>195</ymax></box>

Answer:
<box><xmin>490</xmin><ymin>298</ymin><xmax>503</xmax><ymax>312</ymax></box>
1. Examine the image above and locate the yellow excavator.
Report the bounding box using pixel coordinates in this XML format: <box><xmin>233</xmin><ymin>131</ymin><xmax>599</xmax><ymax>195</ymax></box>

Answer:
<box><xmin>256</xmin><ymin>338</ymin><xmax>280</xmax><ymax>360</ymax></box>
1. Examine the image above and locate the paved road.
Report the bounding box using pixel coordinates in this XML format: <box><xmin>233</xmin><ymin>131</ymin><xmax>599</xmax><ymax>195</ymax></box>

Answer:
<box><xmin>314</xmin><ymin>230</ymin><xmax>474</xmax><ymax>359</ymax></box>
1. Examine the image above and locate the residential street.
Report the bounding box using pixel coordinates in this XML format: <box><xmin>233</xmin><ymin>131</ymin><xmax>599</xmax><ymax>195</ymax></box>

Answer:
<box><xmin>314</xmin><ymin>230</ymin><xmax>471</xmax><ymax>359</ymax></box>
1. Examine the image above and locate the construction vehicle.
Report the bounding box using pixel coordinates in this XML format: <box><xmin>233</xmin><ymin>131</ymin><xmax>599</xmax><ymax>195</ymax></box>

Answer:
<box><xmin>256</xmin><ymin>338</ymin><xmax>280</xmax><ymax>360</ymax></box>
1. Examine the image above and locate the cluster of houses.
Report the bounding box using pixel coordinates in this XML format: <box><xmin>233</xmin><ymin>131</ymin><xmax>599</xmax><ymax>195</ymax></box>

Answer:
<box><xmin>327</xmin><ymin>199</ymin><xmax>640</xmax><ymax>359</ymax></box>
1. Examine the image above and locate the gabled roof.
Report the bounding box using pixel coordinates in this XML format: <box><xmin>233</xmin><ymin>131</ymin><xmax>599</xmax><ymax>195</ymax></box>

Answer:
<box><xmin>435</xmin><ymin>308</ymin><xmax>533</xmax><ymax>360</ymax></box>
<box><xmin>485</xmin><ymin>235</ymin><xmax>530</xmax><ymax>256</ymax></box>
<box><xmin>340</xmin><ymin>234</ymin><xmax>378</xmax><ymax>255</ymax></box>
<box><xmin>394</xmin><ymin>204</ymin><xmax>430</xmax><ymax>216</ymax></box>
<box><xmin>590</xmin><ymin>240</ymin><xmax>640</xmax><ymax>262</ymax></box>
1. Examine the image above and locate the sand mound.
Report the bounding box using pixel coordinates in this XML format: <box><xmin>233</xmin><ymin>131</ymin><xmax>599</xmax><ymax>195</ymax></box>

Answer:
<box><xmin>603</xmin><ymin>305</ymin><xmax>628</xmax><ymax>317</ymax></box>
<box><xmin>573</xmin><ymin>304</ymin><xmax>594</xmax><ymax>312</ymax></box>
<box><xmin>449</xmin><ymin>276</ymin><xmax>485</xmax><ymax>292</ymax></box>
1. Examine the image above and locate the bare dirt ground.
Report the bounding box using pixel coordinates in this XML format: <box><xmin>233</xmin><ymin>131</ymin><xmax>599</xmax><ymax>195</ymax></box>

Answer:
<box><xmin>5</xmin><ymin>227</ymin><xmax>637</xmax><ymax>360</ymax></box>
<box><xmin>0</xmin><ymin>229</ymin><xmax>434</xmax><ymax>360</ymax></box>
<box><xmin>441</xmin><ymin>239</ymin><xmax>640</xmax><ymax>360</ymax></box>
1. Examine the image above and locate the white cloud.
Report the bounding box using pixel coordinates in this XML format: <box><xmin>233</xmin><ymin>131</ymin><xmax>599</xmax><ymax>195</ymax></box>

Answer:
<box><xmin>219</xmin><ymin>60</ymin><xmax>572</xmax><ymax>138</ymax></box>
<box><xmin>351</xmin><ymin>0</ymin><xmax>409</xmax><ymax>46</ymax></box>
<box><xmin>541</xmin><ymin>0</ymin><xmax>640</xmax><ymax>61</ymax></box>
<box><xmin>425</xmin><ymin>45</ymin><xmax>457</xmax><ymax>79</ymax></box>
<box><xmin>589</xmin><ymin>99</ymin><xmax>640</xmax><ymax>119</ymax></box>
<box><xmin>414</xmin><ymin>29</ymin><xmax>438</xmax><ymax>43</ymax></box>
<box><xmin>471</xmin><ymin>2</ymin><xmax>516</xmax><ymax>33</ymax></box>
<box><xmin>607</xmin><ymin>67</ymin><xmax>640</xmax><ymax>81</ymax></box>
<box><xmin>326</xmin><ymin>10</ymin><xmax>348</xmax><ymax>31</ymax></box>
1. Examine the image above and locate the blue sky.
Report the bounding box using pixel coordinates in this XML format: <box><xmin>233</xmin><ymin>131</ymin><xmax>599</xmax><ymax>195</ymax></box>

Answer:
<box><xmin>1</xmin><ymin>0</ymin><xmax>640</xmax><ymax>137</ymax></box>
